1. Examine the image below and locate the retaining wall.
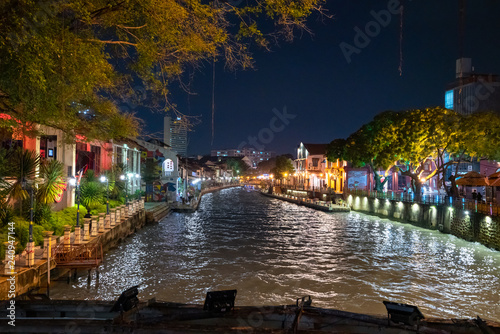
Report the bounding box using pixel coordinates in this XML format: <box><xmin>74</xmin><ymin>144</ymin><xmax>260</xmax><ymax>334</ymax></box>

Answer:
<box><xmin>346</xmin><ymin>194</ymin><xmax>500</xmax><ymax>251</ymax></box>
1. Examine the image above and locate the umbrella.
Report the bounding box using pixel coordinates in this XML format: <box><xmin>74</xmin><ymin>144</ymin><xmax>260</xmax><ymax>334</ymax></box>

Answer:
<box><xmin>455</xmin><ymin>171</ymin><xmax>488</xmax><ymax>186</ymax></box>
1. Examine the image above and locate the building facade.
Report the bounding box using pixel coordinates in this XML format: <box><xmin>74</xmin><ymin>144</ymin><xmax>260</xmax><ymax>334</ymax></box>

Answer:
<box><xmin>211</xmin><ymin>148</ymin><xmax>275</xmax><ymax>168</ymax></box>
<box><xmin>445</xmin><ymin>58</ymin><xmax>500</xmax><ymax>115</ymax></box>
<box><xmin>164</xmin><ymin>116</ymin><xmax>188</xmax><ymax>157</ymax></box>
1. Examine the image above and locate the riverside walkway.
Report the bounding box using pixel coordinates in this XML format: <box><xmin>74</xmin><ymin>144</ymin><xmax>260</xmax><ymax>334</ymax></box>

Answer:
<box><xmin>0</xmin><ymin>199</ymin><xmax>161</xmax><ymax>299</ymax></box>
<box><xmin>260</xmin><ymin>191</ymin><xmax>350</xmax><ymax>212</ymax></box>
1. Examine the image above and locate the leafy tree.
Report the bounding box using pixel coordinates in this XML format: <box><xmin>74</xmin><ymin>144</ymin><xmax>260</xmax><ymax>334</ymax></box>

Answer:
<box><xmin>396</xmin><ymin>107</ymin><xmax>461</xmax><ymax>198</ymax></box>
<box><xmin>271</xmin><ymin>155</ymin><xmax>295</xmax><ymax>180</ymax></box>
<box><xmin>344</xmin><ymin>111</ymin><xmax>402</xmax><ymax>191</ymax></box>
<box><xmin>226</xmin><ymin>158</ymin><xmax>249</xmax><ymax>176</ymax></box>
<box><xmin>326</xmin><ymin>138</ymin><xmax>347</xmax><ymax>162</ymax></box>
<box><xmin>0</xmin><ymin>0</ymin><xmax>326</xmax><ymax>141</ymax></box>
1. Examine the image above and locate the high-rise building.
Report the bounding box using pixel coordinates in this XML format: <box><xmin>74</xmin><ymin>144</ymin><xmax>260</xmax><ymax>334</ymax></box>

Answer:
<box><xmin>164</xmin><ymin>116</ymin><xmax>188</xmax><ymax>157</ymax></box>
<box><xmin>445</xmin><ymin>58</ymin><xmax>500</xmax><ymax>115</ymax></box>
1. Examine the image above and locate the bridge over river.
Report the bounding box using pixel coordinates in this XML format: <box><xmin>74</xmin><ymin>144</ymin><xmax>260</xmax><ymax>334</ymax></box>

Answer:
<box><xmin>50</xmin><ymin>187</ymin><xmax>500</xmax><ymax>321</ymax></box>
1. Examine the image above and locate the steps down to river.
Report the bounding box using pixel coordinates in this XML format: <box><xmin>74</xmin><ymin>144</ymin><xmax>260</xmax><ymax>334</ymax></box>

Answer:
<box><xmin>145</xmin><ymin>203</ymin><xmax>171</xmax><ymax>223</ymax></box>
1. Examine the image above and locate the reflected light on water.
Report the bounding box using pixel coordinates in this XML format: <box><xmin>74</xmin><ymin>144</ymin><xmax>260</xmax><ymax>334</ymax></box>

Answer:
<box><xmin>51</xmin><ymin>188</ymin><xmax>500</xmax><ymax>320</ymax></box>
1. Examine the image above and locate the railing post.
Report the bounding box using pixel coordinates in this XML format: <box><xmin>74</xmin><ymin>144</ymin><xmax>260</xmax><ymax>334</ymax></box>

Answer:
<box><xmin>98</xmin><ymin>213</ymin><xmax>105</xmax><ymax>233</ymax></box>
<box><xmin>91</xmin><ymin>215</ymin><xmax>99</xmax><ymax>237</ymax></box>
<box><xmin>83</xmin><ymin>219</ymin><xmax>90</xmax><ymax>242</ymax></box>
<box><xmin>64</xmin><ymin>225</ymin><xmax>72</xmax><ymax>250</ymax></box>
<box><xmin>105</xmin><ymin>212</ymin><xmax>111</xmax><ymax>230</ymax></box>
<box><xmin>43</xmin><ymin>231</ymin><xmax>54</xmax><ymax>259</ymax></box>
<box><xmin>110</xmin><ymin>208</ymin><xmax>116</xmax><ymax>227</ymax></box>
<box><xmin>74</xmin><ymin>224</ymin><xmax>82</xmax><ymax>245</ymax></box>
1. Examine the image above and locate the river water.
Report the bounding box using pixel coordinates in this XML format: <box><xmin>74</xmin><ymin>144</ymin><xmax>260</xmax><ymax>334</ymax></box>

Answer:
<box><xmin>51</xmin><ymin>187</ymin><xmax>500</xmax><ymax>320</ymax></box>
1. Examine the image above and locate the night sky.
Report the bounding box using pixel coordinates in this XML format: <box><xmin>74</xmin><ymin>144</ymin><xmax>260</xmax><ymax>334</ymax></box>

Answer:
<box><xmin>137</xmin><ymin>0</ymin><xmax>500</xmax><ymax>156</ymax></box>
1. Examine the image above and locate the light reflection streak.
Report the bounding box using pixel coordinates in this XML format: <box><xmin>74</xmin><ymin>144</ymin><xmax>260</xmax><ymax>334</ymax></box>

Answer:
<box><xmin>50</xmin><ymin>188</ymin><xmax>500</xmax><ymax>320</ymax></box>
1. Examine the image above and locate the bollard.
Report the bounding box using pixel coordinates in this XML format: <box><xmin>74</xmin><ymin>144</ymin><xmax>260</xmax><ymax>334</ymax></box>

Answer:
<box><xmin>121</xmin><ymin>205</ymin><xmax>127</xmax><ymax>220</ymax></box>
<box><xmin>43</xmin><ymin>231</ymin><xmax>55</xmax><ymax>258</ymax></box>
<box><xmin>105</xmin><ymin>213</ymin><xmax>111</xmax><ymax>230</ymax></box>
<box><xmin>91</xmin><ymin>215</ymin><xmax>99</xmax><ymax>237</ymax></box>
<box><xmin>83</xmin><ymin>219</ymin><xmax>90</xmax><ymax>241</ymax></box>
<box><xmin>64</xmin><ymin>225</ymin><xmax>72</xmax><ymax>250</ymax></box>
<box><xmin>110</xmin><ymin>209</ymin><xmax>116</xmax><ymax>227</ymax></box>
<box><xmin>116</xmin><ymin>207</ymin><xmax>121</xmax><ymax>223</ymax></box>
<box><xmin>98</xmin><ymin>213</ymin><xmax>105</xmax><ymax>233</ymax></box>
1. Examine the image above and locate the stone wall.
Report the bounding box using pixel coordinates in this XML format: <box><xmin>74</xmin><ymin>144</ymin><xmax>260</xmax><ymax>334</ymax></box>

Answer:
<box><xmin>0</xmin><ymin>208</ymin><xmax>146</xmax><ymax>299</ymax></box>
<box><xmin>346</xmin><ymin>194</ymin><xmax>500</xmax><ymax>251</ymax></box>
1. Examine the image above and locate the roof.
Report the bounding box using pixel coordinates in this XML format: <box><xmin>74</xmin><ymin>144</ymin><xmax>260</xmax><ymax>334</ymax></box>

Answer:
<box><xmin>456</xmin><ymin>171</ymin><xmax>488</xmax><ymax>186</ymax></box>
<box><xmin>303</xmin><ymin>143</ymin><xmax>328</xmax><ymax>156</ymax></box>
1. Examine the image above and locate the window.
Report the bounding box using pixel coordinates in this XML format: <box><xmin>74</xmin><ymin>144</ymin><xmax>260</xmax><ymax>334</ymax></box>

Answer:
<box><xmin>445</xmin><ymin>90</ymin><xmax>454</xmax><ymax>109</ymax></box>
<box><xmin>163</xmin><ymin>159</ymin><xmax>174</xmax><ymax>176</ymax></box>
<box><xmin>312</xmin><ymin>158</ymin><xmax>319</xmax><ymax>167</ymax></box>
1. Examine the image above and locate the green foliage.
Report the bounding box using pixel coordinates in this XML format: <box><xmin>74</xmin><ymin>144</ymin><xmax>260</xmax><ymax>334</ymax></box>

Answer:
<box><xmin>271</xmin><ymin>155</ymin><xmax>295</xmax><ymax>179</ymax></box>
<box><xmin>36</xmin><ymin>159</ymin><xmax>66</xmax><ymax>204</ymax></box>
<box><xmin>51</xmin><ymin>205</ymin><xmax>88</xmax><ymax>235</ymax></box>
<box><xmin>226</xmin><ymin>158</ymin><xmax>249</xmax><ymax>175</ymax></box>
<box><xmin>79</xmin><ymin>181</ymin><xmax>103</xmax><ymax>212</ymax></box>
<box><xmin>0</xmin><ymin>0</ymin><xmax>324</xmax><ymax>140</ymax></box>
<box><xmin>5</xmin><ymin>147</ymin><xmax>40</xmax><ymax>205</ymax></box>
<box><xmin>142</xmin><ymin>158</ymin><xmax>162</xmax><ymax>185</ymax></box>
<box><xmin>326</xmin><ymin>138</ymin><xmax>347</xmax><ymax>162</ymax></box>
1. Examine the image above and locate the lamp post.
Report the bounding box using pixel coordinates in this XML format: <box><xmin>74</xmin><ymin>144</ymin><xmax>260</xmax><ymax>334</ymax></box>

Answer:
<box><xmin>22</xmin><ymin>178</ymin><xmax>35</xmax><ymax>266</ymax></box>
<box><xmin>100</xmin><ymin>175</ymin><xmax>109</xmax><ymax>214</ymax></box>
<box><xmin>120</xmin><ymin>173</ymin><xmax>137</xmax><ymax>206</ymax></box>
<box><xmin>22</xmin><ymin>179</ymin><xmax>34</xmax><ymax>243</ymax></box>
<box><xmin>69</xmin><ymin>176</ymin><xmax>81</xmax><ymax>227</ymax></box>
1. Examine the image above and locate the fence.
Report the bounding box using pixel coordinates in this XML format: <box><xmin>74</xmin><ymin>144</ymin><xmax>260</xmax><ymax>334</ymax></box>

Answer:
<box><xmin>347</xmin><ymin>189</ymin><xmax>500</xmax><ymax>216</ymax></box>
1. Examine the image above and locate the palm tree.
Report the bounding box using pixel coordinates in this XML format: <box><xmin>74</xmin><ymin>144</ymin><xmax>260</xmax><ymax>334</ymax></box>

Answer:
<box><xmin>7</xmin><ymin>148</ymin><xmax>40</xmax><ymax>215</ymax></box>
<box><xmin>79</xmin><ymin>170</ymin><xmax>103</xmax><ymax>212</ymax></box>
<box><xmin>36</xmin><ymin>159</ymin><xmax>66</xmax><ymax>204</ymax></box>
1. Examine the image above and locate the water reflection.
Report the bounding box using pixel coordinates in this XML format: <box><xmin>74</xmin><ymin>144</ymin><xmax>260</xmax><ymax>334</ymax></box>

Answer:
<box><xmin>51</xmin><ymin>188</ymin><xmax>500</xmax><ymax>320</ymax></box>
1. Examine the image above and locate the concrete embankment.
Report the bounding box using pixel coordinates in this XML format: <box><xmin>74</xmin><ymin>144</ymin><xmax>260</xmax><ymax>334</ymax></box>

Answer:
<box><xmin>261</xmin><ymin>192</ymin><xmax>350</xmax><ymax>213</ymax></box>
<box><xmin>346</xmin><ymin>194</ymin><xmax>500</xmax><ymax>251</ymax></box>
<box><xmin>0</xmin><ymin>201</ymin><xmax>170</xmax><ymax>299</ymax></box>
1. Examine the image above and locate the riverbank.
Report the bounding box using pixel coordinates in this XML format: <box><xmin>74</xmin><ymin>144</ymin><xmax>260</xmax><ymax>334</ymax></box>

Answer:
<box><xmin>260</xmin><ymin>191</ymin><xmax>350</xmax><ymax>212</ymax></box>
<box><xmin>346</xmin><ymin>193</ymin><xmax>500</xmax><ymax>251</ymax></box>
<box><xmin>0</xmin><ymin>200</ymin><xmax>171</xmax><ymax>299</ymax></box>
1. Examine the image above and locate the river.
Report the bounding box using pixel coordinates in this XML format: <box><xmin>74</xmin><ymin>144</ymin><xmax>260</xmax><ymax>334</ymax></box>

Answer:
<box><xmin>50</xmin><ymin>187</ymin><xmax>500</xmax><ymax>320</ymax></box>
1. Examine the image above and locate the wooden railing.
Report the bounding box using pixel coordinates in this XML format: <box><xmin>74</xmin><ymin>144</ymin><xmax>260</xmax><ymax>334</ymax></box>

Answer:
<box><xmin>53</xmin><ymin>238</ymin><xmax>103</xmax><ymax>268</ymax></box>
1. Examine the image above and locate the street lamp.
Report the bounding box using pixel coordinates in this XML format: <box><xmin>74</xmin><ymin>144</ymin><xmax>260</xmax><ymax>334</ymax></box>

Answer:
<box><xmin>120</xmin><ymin>173</ymin><xmax>138</xmax><ymax>206</ymax></box>
<box><xmin>100</xmin><ymin>175</ymin><xmax>109</xmax><ymax>214</ymax></box>
<box><xmin>69</xmin><ymin>176</ymin><xmax>81</xmax><ymax>227</ymax></box>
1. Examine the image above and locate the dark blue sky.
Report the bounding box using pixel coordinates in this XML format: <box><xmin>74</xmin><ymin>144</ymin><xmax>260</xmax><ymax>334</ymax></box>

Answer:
<box><xmin>138</xmin><ymin>0</ymin><xmax>500</xmax><ymax>156</ymax></box>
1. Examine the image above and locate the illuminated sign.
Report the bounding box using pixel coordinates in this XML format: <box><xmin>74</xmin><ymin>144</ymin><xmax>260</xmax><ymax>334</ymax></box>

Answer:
<box><xmin>445</xmin><ymin>90</ymin><xmax>454</xmax><ymax>109</ymax></box>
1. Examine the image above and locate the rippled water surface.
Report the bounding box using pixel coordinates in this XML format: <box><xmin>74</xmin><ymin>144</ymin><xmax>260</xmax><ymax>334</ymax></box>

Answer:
<box><xmin>51</xmin><ymin>188</ymin><xmax>500</xmax><ymax>320</ymax></box>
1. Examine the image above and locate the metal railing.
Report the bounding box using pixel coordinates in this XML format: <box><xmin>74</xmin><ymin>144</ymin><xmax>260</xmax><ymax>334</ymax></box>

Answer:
<box><xmin>347</xmin><ymin>189</ymin><xmax>500</xmax><ymax>216</ymax></box>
